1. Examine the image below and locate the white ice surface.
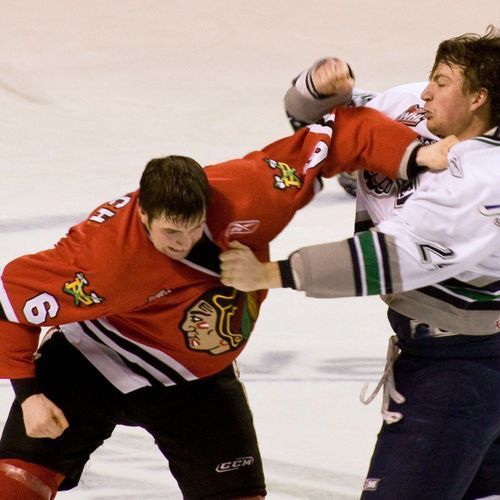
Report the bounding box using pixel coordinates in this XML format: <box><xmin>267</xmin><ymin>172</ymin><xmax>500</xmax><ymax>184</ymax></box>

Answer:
<box><xmin>0</xmin><ymin>1</ymin><xmax>497</xmax><ymax>498</ymax></box>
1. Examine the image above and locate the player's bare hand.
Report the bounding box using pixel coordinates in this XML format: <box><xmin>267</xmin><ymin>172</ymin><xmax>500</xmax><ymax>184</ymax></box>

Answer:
<box><xmin>21</xmin><ymin>393</ymin><xmax>69</xmax><ymax>439</ymax></box>
<box><xmin>220</xmin><ymin>241</ymin><xmax>281</xmax><ymax>291</ymax></box>
<box><xmin>311</xmin><ymin>57</ymin><xmax>355</xmax><ymax>98</ymax></box>
<box><xmin>416</xmin><ymin>135</ymin><xmax>459</xmax><ymax>171</ymax></box>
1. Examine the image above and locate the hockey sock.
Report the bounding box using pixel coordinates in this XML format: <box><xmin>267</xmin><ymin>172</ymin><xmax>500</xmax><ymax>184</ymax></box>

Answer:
<box><xmin>0</xmin><ymin>458</ymin><xmax>65</xmax><ymax>499</ymax></box>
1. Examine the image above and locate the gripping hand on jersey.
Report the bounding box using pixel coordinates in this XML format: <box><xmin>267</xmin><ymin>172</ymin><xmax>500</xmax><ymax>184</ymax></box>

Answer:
<box><xmin>21</xmin><ymin>393</ymin><xmax>69</xmax><ymax>439</ymax></box>
<box><xmin>416</xmin><ymin>135</ymin><xmax>459</xmax><ymax>171</ymax></box>
<box><xmin>220</xmin><ymin>241</ymin><xmax>281</xmax><ymax>291</ymax></box>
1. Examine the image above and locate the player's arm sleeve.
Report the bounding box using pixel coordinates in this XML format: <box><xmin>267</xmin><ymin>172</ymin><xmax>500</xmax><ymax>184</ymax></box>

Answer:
<box><xmin>279</xmin><ymin>167</ymin><xmax>500</xmax><ymax>297</ymax></box>
<box><xmin>0</xmin><ymin>320</ymin><xmax>41</xmax><ymax>380</ymax></box>
<box><xmin>284</xmin><ymin>59</ymin><xmax>378</xmax><ymax>128</ymax></box>
<box><xmin>0</xmin><ymin>241</ymin><xmax>127</xmax><ymax>379</ymax></box>
<box><xmin>321</xmin><ymin>106</ymin><xmax>421</xmax><ymax>180</ymax></box>
<box><xmin>0</xmin><ymin>228</ymin><xmax>127</xmax><ymax>330</ymax></box>
<box><xmin>0</xmin><ymin>253</ymin><xmax>105</xmax><ymax>327</ymax></box>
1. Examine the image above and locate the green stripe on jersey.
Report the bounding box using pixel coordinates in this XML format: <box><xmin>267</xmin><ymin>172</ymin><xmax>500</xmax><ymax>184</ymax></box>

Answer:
<box><xmin>444</xmin><ymin>284</ymin><xmax>500</xmax><ymax>302</ymax></box>
<box><xmin>357</xmin><ymin>231</ymin><xmax>381</xmax><ymax>295</ymax></box>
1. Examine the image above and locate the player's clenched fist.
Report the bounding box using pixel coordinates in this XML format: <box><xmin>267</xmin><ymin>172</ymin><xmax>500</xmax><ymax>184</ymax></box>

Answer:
<box><xmin>311</xmin><ymin>57</ymin><xmax>355</xmax><ymax>97</ymax></box>
<box><xmin>21</xmin><ymin>393</ymin><xmax>69</xmax><ymax>439</ymax></box>
<box><xmin>220</xmin><ymin>241</ymin><xmax>281</xmax><ymax>291</ymax></box>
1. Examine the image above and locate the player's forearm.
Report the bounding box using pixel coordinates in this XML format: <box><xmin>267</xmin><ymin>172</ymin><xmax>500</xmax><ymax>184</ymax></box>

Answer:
<box><xmin>257</xmin><ymin>262</ymin><xmax>283</xmax><ymax>290</ymax></box>
<box><xmin>0</xmin><ymin>321</ymin><xmax>39</xmax><ymax>379</ymax></box>
<box><xmin>277</xmin><ymin>238</ymin><xmax>363</xmax><ymax>297</ymax></box>
<box><xmin>326</xmin><ymin>106</ymin><xmax>420</xmax><ymax>180</ymax></box>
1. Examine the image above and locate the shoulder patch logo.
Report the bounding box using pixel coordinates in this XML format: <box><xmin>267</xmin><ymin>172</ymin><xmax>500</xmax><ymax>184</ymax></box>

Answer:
<box><xmin>395</xmin><ymin>104</ymin><xmax>427</xmax><ymax>127</ymax></box>
<box><xmin>63</xmin><ymin>272</ymin><xmax>104</xmax><ymax>307</ymax></box>
<box><xmin>264</xmin><ymin>158</ymin><xmax>303</xmax><ymax>190</ymax></box>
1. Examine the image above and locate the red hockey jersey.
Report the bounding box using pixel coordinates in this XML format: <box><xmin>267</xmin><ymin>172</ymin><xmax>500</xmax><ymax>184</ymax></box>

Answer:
<box><xmin>0</xmin><ymin>107</ymin><xmax>416</xmax><ymax>387</ymax></box>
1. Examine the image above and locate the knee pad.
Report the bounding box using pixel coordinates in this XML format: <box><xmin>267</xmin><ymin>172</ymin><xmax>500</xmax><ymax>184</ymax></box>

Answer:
<box><xmin>0</xmin><ymin>458</ymin><xmax>64</xmax><ymax>499</ymax></box>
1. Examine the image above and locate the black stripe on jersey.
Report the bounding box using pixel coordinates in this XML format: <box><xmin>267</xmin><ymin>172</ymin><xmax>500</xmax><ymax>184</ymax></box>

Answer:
<box><xmin>376</xmin><ymin>232</ymin><xmax>393</xmax><ymax>294</ymax></box>
<box><xmin>89</xmin><ymin>319</ymin><xmax>189</xmax><ymax>385</ymax></box>
<box><xmin>78</xmin><ymin>322</ymin><xmax>165</xmax><ymax>387</ymax></box>
<box><xmin>0</xmin><ymin>303</ymin><xmax>5</xmax><ymax>320</ymax></box>
<box><xmin>418</xmin><ymin>285</ymin><xmax>500</xmax><ymax>311</ymax></box>
<box><xmin>444</xmin><ymin>277</ymin><xmax>500</xmax><ymax>294</ymax></box>
<box><xmin>119</xmin><ymin>356</ymin><xmax>166</xmax><ymax>388</ymax></box>
<box><xmin>348</xmin><ymin>238</ymin><xmax>362</xmax><ymax>296</ymax></box>
<box><xmin>354</xmin><ymin>220</ymin><xmax>375</xmax><ymax>233</ymax></box>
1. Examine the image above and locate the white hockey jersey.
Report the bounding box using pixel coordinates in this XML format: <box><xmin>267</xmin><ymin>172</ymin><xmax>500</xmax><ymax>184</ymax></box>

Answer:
<box><xmin>285</xmin><ymin>70</ymin><xmax>500</xmax><ymax>336</ymax></box>
<box><xmin>356</xmin><ymin>83</ymin><xmax>439</xmax><ymax>228</ymax></box>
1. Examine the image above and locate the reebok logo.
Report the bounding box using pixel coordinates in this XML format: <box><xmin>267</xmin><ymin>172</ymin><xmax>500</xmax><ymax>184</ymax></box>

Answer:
<box><xmin>215</xmin><ymin>456</ymin><xmax>254</xmax><ymax>473</ymax></box>
<box><xmin>225</xmin><ymin>220</ymin><xmax>260</xmax><ymax>237</ymax></box>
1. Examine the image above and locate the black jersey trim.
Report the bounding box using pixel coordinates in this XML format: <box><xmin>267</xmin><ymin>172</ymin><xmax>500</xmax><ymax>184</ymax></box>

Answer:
<box><xmin>354</xmin><ymin>220</ymin><xmax>375</xmax><ymax>233</ymax></box>
<box><xmin>348</xmin><ymin>238</ymin><xmax>362</xmax><ymax>296</ymax></box>
<box><xmin>376</xmin><ymin>232</ymin><xmax>393</xmax><ymax>294</ymax></box>
<box><xmin>417</xmin><ymin>285</ymin><xmax>500</xmax><ymax>311</ymax></box>
<box><xmin>443</xmin><ymin>277</ymin><xmax>500</xmax><ymax>294</ymax></box>
<box><xmin>183</xmin><ymin>233</ymin><xmax>221</xmax><ymax>275</ymax></box>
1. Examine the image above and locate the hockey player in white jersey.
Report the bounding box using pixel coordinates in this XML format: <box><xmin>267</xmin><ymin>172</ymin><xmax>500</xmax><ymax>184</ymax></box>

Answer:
<box><xmin>220</xmin><ymin>26</ymin><xmax>500</xmax><ymax>499</ymax></box>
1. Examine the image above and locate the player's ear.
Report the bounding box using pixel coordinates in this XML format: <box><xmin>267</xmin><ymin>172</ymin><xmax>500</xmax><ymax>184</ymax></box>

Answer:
<box><xmin>138</xmin><ymin>205</ymin><xmax>148</xmax><ymax>226</ymax></box>
<box><xmin>470</xmin><ymin>87</ymin><xmax>489</xmax><ymax>111</ymax></box>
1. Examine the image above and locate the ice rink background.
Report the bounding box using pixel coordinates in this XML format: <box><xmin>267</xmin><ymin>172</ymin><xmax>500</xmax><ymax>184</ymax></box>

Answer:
<box><xmin>0</xmin><ymin>1</ymin><xmax>497</xmax><ymax>498</ymax></box>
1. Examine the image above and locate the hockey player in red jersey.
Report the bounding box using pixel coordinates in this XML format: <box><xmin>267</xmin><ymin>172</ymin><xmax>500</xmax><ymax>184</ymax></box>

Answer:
<box><xmin>0</xmin><ymin>105</ymin><xmax>443</xmax><ymax>499</ymax></box>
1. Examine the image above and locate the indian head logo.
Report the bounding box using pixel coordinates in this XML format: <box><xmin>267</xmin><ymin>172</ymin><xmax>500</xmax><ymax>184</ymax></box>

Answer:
<box><xmin>63</xmin><ymin>272</ymin><xmax>104</xmax><ymax>307</ymax></box>
<box><xmin>180</xmin><ymin>287</ymin><xmax>259</xmax><ymax>355</ymax></box>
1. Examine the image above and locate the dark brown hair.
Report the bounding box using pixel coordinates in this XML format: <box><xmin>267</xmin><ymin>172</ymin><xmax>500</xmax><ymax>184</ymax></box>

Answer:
<box><xmin>431</xmin><ymin>25</ymin><xmax>500</xmax><ymax>125</ymax></box>
<box><xmin>138</xmin><ymin>155</ymin><xmax>210</xmax><ymax>225</ymax></box>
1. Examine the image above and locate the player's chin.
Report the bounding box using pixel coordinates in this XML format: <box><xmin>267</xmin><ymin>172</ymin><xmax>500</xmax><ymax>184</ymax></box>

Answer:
<box><xmin>426</xmin><ymin>119</ymin><xmax>440</xmax><ymax>137</ymax></box>
<box><xmin>165</xmin><ymin>247</ymin><xmax>190</xmax><ymax>260</ymax></box>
